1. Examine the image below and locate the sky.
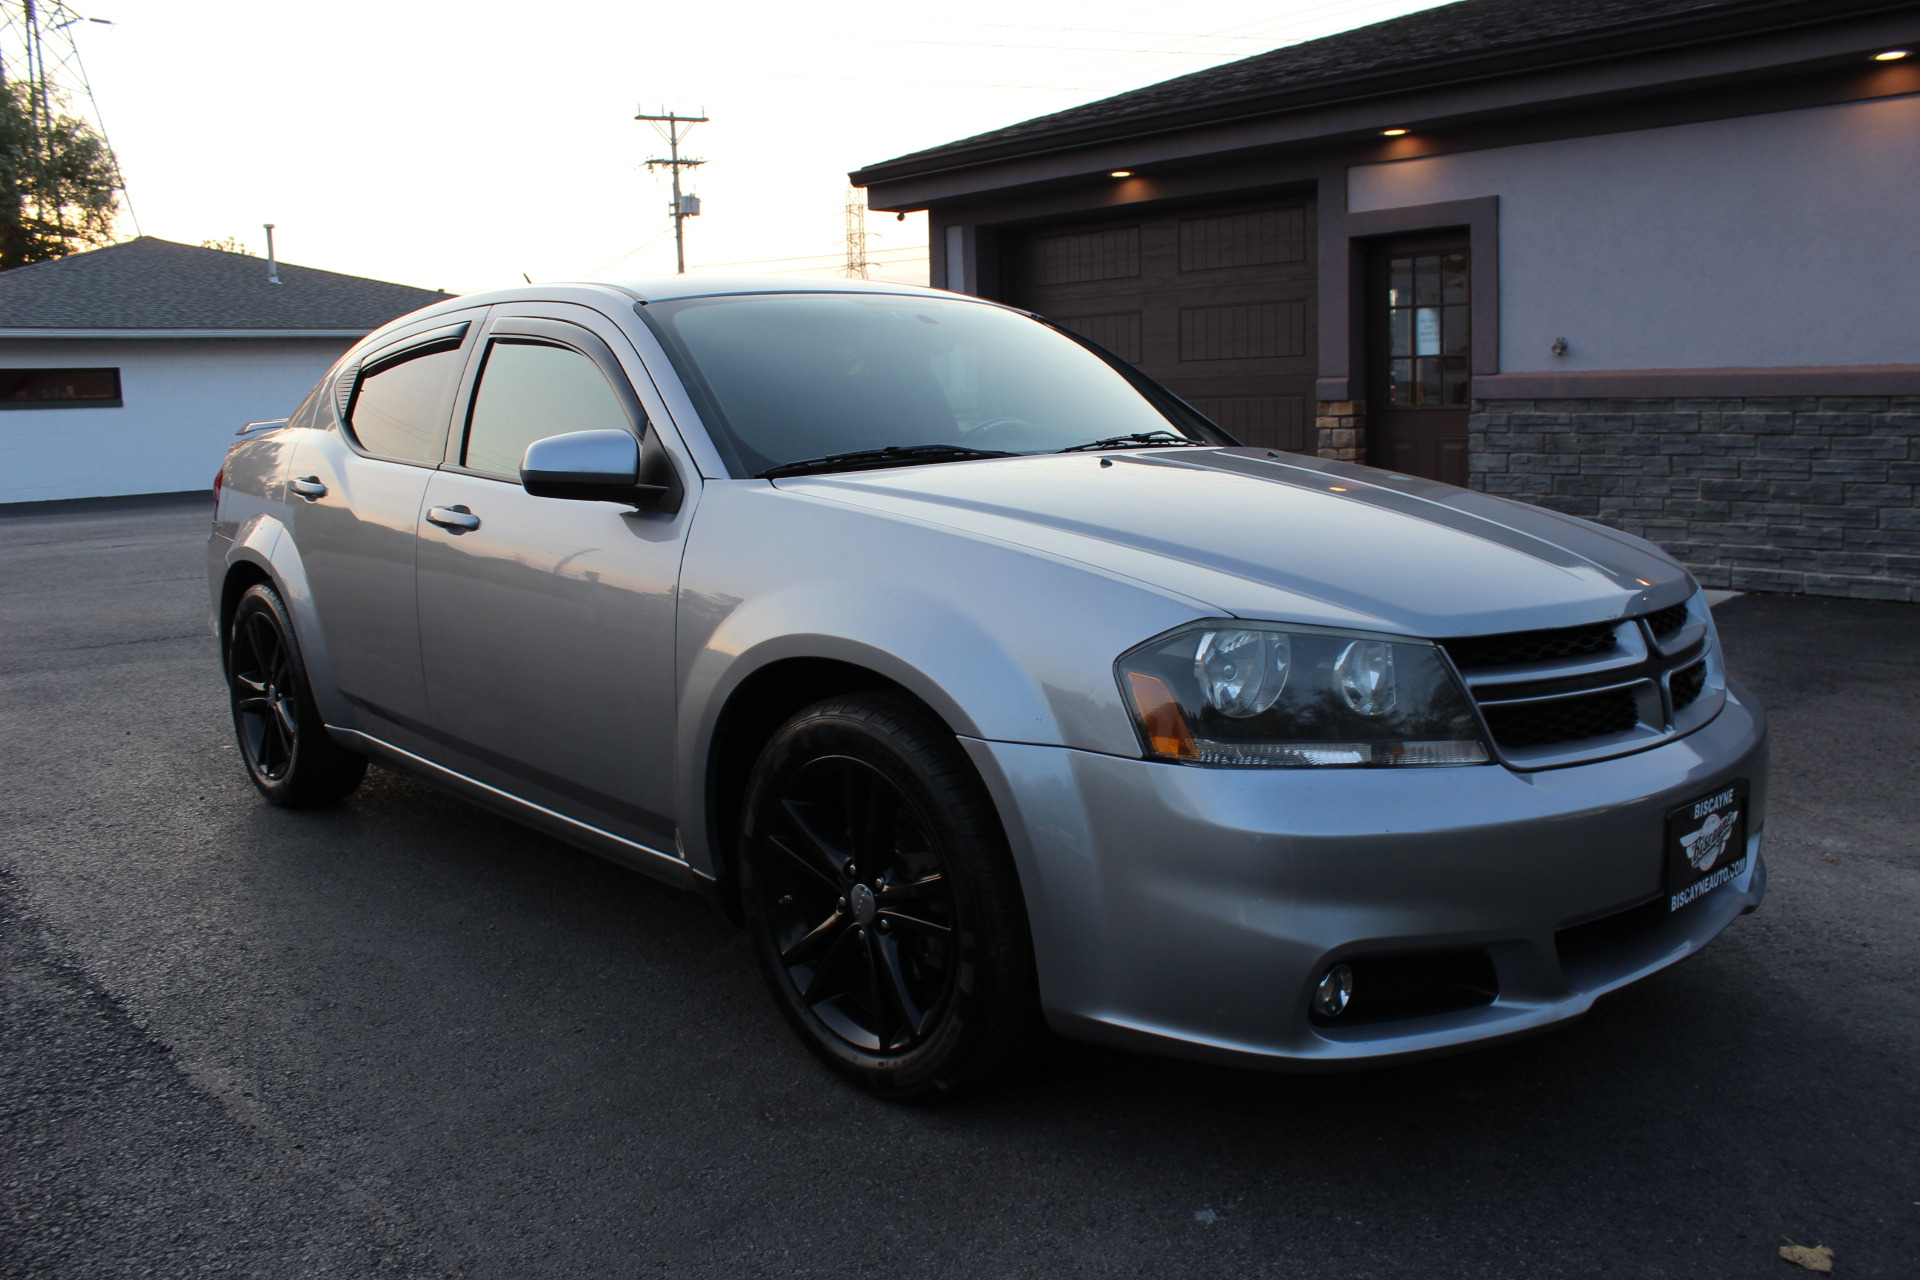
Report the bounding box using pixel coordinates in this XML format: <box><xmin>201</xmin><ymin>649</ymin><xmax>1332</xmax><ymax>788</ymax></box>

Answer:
<box><xmin>32</xmin><ymin>0</ymin><xmax>1445</xmax><ymax>295</ymax></box>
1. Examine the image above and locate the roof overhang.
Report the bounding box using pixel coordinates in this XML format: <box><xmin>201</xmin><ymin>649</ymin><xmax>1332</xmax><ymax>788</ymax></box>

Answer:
<box><xmin>854</xmin><ymin>2</ymin><xmax>1920</xmax><ymax>210</ymax></box>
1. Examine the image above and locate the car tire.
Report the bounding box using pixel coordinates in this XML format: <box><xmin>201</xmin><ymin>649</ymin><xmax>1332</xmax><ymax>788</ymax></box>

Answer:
<box><xmin>226</xmin><ymin>582</ymin><xmax>367</xmax><ymax>807</ymax></box>
<box><xmin>739</xmin><ymin>692</ymin><xmax>1042</xmax><ymax>1099</ymax></box>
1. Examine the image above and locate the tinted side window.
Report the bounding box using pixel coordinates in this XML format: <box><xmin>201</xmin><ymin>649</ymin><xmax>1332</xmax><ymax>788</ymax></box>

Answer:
<box><xmin>463</xmin><ymin>341</ymin><xmax>633</xmax><ymax>477</ymax></box>
<box><xmin>285</xmin><ymin>358</ymin><xmax>345</xmax><ymax>433</ymax></box>
<box><xmin>347</xmin><ymin>345</ymin><xmax>463</xmax><ymax>462</ymax></box>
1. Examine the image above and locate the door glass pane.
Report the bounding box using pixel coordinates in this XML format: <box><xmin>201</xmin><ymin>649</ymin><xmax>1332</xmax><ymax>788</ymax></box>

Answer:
<box><xmin>464</xmin><ymin>341</ymin><xmax>633</xmax><ymax>478</ymax></box>
<box><xmin>1389</xmin><ymin>308</ymin><xmax>1410</xmax><ymax>358</ymax></box>
<box><xmin>1414</xmin><ymin>307</ymin><xmax>1442</xmax><ymax>357</ymax></box>
<box><xmin>1443</xmin><ymin>303</ymin><xmax>1469</xmax><ymax>356</ymax></box>
<box><xmin>1418</xmin><ymin>357</ymin><xmax>1442</xmax><ymax>406</ymax></box>
<box><xmin>349</xmin><ymin>345</ymin><xmax>463</xmax><ymax>462</ymax></box>
<box><xmin>1414</xmin><ymin>256</ymin><xmax>1441</xmax><ymax>306</ymax></box>
<box><xmin>1441</xmin><ymin>251</ymin><xmax>1469</xmax><ymax>304</ymax></box>
<box><xmin>1389</xmin><ymin>358</ymin><xmax>1413</xmax><ymax>405</ymax></box>
<box><xmin>1442</xmin><ymin>355</ymin><xmax>1470</xmax><ymax>406</ymax></box>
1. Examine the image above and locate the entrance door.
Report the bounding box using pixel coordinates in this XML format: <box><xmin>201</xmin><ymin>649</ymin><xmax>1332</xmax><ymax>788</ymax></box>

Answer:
<box><xmin>1365</xmin><ymin>237</ymin><xmax>1471</xmax><ymax>485</ymax></box>
<box><xmin>1006</xmin><ymin>197</ymin><xmax>1316</xmax><ymax>452</ymax></box>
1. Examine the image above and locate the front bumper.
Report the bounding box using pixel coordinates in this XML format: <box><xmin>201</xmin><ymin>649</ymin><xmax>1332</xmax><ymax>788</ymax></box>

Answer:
<box><xmin>961</xmin><ymin>679</ymin><xmax>1768</xmax><ymax>1069</ymax></box>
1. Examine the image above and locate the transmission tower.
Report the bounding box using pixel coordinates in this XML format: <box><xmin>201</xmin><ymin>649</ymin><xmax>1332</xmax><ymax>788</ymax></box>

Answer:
<box><xmin>636</xmin><ymin>107</ymin><xmax>706</xmax><ymax>274</ymax></box>
<box><xmin>0</xmin><ymin>0</ymin><xmax>139</xmax><ymax>234</ymax></box>
<box><xmin>843</xmin><ymin>186</ymin><xmax>870</xmax><ymax>280</ymax></box>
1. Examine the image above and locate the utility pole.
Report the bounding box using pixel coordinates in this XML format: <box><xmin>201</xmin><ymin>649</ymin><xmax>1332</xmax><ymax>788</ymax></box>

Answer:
<box><xmin>843</xmin><ymin>186</ymin><xmax>869</xmax><ymax>280</ymax></box>
<box><xmin>636</xmin><ymin>107</ymin><xmax>706</xmax><ymax>274</ymax></box>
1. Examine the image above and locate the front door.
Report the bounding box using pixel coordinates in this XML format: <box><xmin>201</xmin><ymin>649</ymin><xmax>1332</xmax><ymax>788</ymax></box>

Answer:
<box><xmin>414</xmin><ymin>305</ymin><xmax>690</xmax><ymax>854</ymax></box>
<box><xmin>1365</xmin><ymin>237</ymin><xmax>1471</xmax><ymax>485</ymax></box>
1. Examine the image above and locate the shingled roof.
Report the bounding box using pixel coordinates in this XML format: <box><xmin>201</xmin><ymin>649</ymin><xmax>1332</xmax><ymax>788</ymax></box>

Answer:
<box><xmin>0</xmin><ymin>236</ymin><xmax>451</xmax><ymax>333</ymax></box>
<box><xmin>852</xmin><ymin>0</ymin><xmax>1906</xmax><ymax>186</ymax></box>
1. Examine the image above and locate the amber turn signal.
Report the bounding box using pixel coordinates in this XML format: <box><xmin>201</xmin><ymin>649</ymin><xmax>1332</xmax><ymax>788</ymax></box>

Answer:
<box><xmin>1126</xmin><ymin>671</ymin><xmax>1200</xmax><ymax>760</ymax></box>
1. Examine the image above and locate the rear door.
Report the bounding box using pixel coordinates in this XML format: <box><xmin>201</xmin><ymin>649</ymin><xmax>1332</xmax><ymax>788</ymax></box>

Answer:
<box><xmin>285</xmin><ymin>310</ymin><xmax>484</xmax><ymax>735</ymax></box>
<box><xmin>413</xmin><ymin>303</ymin><xmax>693</xmax><ymax>854</ymax></box>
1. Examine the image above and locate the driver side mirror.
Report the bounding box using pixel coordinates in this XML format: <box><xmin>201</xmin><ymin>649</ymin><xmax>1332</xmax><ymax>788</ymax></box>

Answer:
<box><xmin>520</xmin><ymin>429</ymin><xmax>681</xmax><ymax>512</ymax></box>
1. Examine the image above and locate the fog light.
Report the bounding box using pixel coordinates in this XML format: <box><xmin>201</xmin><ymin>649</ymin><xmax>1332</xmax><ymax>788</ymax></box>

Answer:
<box><xmin>1314</xmin><ymin>964</ymin><xmax>1354</xmax><ymax>1018</ymax></box>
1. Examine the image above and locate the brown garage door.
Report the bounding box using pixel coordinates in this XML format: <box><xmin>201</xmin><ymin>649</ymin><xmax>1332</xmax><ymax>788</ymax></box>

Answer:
<box><xmin>1003</xmin><ymin>196</ymin><xmax>1316</xmax><ymax>452</ymax></box>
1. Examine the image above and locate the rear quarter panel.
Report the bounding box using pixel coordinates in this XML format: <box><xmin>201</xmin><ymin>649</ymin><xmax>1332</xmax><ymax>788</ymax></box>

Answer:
<box><xmin>208</xmin><ymin>428</ymin><xmax>345</xmax><ymax>722</ymax></box>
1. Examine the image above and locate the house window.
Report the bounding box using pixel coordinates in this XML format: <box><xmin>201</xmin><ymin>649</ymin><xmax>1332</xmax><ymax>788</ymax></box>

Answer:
<box><xmin>0</xmin><ymin>367</ymin><xmax>123</xmax><ymax>408</ymax></box>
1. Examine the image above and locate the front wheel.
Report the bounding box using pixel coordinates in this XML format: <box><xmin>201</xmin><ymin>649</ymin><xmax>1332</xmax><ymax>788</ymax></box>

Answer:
<box><xmin>226</xmin><ymin>582</ymin><xmax>366</xmax><ymax>807</ymax></box>
<box><xmin>739</xmin><ymin>693</ymin><xmax>1042</xmax><ymax>1099</ymax></box>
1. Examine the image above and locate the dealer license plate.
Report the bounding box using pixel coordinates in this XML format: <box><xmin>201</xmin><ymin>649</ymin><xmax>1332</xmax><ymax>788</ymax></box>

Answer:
<box><xmin>1665</xmin><ymin>780</ymin><xmax>1749</xmax><ymax>911</ymax></box>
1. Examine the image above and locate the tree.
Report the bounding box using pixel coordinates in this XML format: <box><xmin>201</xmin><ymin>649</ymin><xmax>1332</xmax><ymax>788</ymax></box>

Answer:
<box><xmin>0</xmin><ymin>78</ymin><xmax>120</xmax><ymax>270</ymax></box>
<box><xmin>200</xmin><ymin>236</ymin><xmax>252</xmax><ymax>255</ymax></box>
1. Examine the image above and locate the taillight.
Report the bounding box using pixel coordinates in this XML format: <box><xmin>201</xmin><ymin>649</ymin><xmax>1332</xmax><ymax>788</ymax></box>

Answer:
<box><xmin>213</xmin><ymin>465</ymin><xmax>225</xmax><ymax>509</ymax></box>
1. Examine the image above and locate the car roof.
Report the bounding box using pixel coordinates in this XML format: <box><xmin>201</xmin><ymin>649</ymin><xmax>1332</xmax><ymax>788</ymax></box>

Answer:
<box><xmin>378</xmin><ymin>275</ymin><xmax>1012</xmax><ymax>337</ymax></box>
<box><xmin>609</xmin><ymin>274</ymin><xmax>955</xmax><ymax>303</ymax></box>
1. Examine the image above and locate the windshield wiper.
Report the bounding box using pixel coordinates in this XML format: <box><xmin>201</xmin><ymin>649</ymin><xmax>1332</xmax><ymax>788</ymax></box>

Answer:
<box><xmin>759</xmin><ymin>443</ymin><xmax>1016</xmax><ymax>479</ymax></box>
<box><xmin>1055</xmin><ymin>430</ymin><xmax>1206</xmax><ymax>454</ymax></box>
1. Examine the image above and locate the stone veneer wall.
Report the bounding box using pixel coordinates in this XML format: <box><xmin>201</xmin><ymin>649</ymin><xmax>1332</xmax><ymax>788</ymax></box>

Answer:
<box><xmin>1469</xmin><ymin>396</ymin><xmax>1920</xmax><ymax>602</ymax></box>
<box><xmin>1314</xmin><ymin>401</ymin><xmax>1365</xmax><ymax>463</ymax></box>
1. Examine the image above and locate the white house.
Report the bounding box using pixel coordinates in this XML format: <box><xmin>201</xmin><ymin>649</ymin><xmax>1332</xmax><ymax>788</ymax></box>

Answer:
<box><xmin>0</xmin><ymin>237</ymin><xmax>449</xmax><ymax>504</ymax></box>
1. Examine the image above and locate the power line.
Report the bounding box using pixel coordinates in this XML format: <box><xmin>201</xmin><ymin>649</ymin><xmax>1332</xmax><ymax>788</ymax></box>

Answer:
<box><xmin>695</xmin><ymin>245</ymin><xmax>926</xmax><ymax>269</ymax></box>
<box><xmin>783</xmin><ymin>16</ymin><xmax>1282</xmax><ymax>40</ymax></box>
<box><xmin>636</xmin><ymin>106</ymin><xmax>707</xmax><ymax>275</ymax></box>
<box><xmin>579</xmin><ymin>225</ymin><xmax>674</xmax><ymax>278</ymax></box>
<box><xmin>662</xmin><ymin>29</ymin><xmax>1277</xmax><ymax>56</ymax></box>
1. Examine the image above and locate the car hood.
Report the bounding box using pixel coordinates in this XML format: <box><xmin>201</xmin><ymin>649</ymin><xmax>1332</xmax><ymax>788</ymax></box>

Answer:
<box><xmin>773</xmin><ymin>447</ymin><xmax>1692</xmax><ymax>637</ymax></box>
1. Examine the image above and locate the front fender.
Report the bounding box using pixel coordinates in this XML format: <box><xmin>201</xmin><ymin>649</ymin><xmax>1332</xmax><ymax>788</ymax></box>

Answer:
<box><xmin>219</xmin><ymin>513</ymin><xmax>348</xmax><ymax>725</ymax></box>
<box><xmin>674</xmin><ymin>583</ymin><xmax>1044</xmax><ymax>880</ymax></box>
<box><xmin>671</xmin><ymin>481</ymin><xmax>1207</xmax><ymax>877</ymax></box>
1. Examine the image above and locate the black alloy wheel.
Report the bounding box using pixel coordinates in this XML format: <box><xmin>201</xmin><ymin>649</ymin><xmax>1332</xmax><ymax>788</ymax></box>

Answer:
<box><xmin>761</xmin><ymin>753</ymin><xmax>957</xmax><ymax>1053</ymax></box>
<box><xmin>226</xmin><ymin>582</ymin><xmax>366</xmax><ymax>807</ymax></box>
<box><xmin>740</xmin><ymin>693</ymin><xmax>1041</xmax><ymax>1098</ymax></box>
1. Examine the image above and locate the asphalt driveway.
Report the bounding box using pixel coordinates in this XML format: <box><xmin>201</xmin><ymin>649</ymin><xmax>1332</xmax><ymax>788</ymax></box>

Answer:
<box><xmin>3</xmin><ymin>494</ymin><xmax>1916</xmax><ymax>1279</ymax></box>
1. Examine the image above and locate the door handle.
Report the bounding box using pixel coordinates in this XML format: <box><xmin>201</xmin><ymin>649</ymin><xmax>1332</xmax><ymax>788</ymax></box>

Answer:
<box><xmin>426</xmin><ymin>505</ymin><xmax>481</xmax><ymax>532</ymax></box>
<box><xmin>288</xmin><ymin>476</ymin><xmax>327</xmax><ymax>501</ymax></box>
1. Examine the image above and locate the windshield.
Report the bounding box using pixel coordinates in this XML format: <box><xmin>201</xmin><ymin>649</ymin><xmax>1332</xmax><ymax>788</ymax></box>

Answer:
<box><xmin>642</xmin><ymin>292</ymin><xmax>1213</xmax><ymax>476</ymax></box>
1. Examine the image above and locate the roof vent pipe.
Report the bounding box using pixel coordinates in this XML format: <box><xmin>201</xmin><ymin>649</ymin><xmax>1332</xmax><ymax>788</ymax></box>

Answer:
<box><xmin>263</xmin><ymin>223</ymin><xmax>280</xmax><ymax>285</ymax></box>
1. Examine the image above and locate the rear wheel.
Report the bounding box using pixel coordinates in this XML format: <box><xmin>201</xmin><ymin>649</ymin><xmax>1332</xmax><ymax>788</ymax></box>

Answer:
<box><xmin>226</xmin><ymin>582</ymin><xmax>366</xmax><ymax>807</ymax></box>
<box><xmin>739</xmin><ymin>693</ymin><xmax>1041</xmax><ymax>1099</ymax></box>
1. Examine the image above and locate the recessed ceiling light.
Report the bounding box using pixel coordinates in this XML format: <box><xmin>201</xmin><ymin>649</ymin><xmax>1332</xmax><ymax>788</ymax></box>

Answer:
<box><xmin>1874</xmin><ymin>49</ymin><xmax>1909</xmax><ymax>60</ymax></box>
<box><xmin>1109</xmin><ymin>170</ymin><xmax>1133</xmax><ymax>178</ymax></box>
<box><xmin>1382</xmin><ymin>128</ymin><xmax>1408</xmax><ymax>136</ymax></box>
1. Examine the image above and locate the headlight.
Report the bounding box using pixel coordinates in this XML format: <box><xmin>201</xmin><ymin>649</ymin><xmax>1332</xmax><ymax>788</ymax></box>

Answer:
<box><xmin>1117</xmin><ymin>622</ymin><xmax>1490</xmax><ymax>767</ymax></box>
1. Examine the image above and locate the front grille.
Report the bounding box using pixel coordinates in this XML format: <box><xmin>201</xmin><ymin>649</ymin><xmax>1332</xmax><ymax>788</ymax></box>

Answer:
<box><xmin>1670</xmin><ymin>659</ymin><xmax>1707</xmax><ymax>711</ymax></box>
<box><xmin>1442</xmin><ymin>621</ymin><xmax>1618</xmax><ymax>671</ymax></box>
<box><xmin>1448</xmin><ymin>595</ymin><xmax>1713</xmax><ymax>764</ymax></box>
<box><xmin>1643</xmin><ymin>602</ymin><xmax>1689</xmax><ymax>639</ymax></box>
<box><xmin>1481</xmin><ymin>687</ymin><xmax>1640</xmax><ymax>749</ymax></box>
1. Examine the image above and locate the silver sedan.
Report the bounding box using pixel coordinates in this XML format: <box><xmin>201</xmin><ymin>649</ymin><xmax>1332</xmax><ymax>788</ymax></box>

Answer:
<box><xmin>208</xmin><ymin>277</ymin><xmax>1767</xmax><ymax>1097</ymax></box>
